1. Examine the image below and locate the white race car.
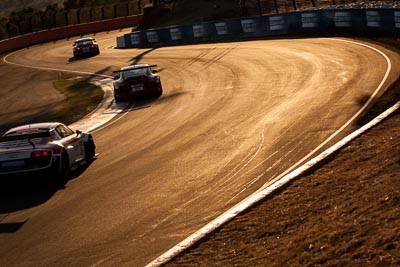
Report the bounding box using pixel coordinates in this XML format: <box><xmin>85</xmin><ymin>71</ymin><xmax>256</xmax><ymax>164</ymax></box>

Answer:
<box><xmin>0</xmin><ymin>122</ymin><xmax>95</xmax><ymax>179</ymax></box>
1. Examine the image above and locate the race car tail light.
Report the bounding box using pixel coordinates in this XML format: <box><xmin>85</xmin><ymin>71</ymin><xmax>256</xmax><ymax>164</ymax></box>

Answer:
<box><xmin>31</xmin><ymin>150</ymin><xmax>51</xmax><ymax>158</ymax></box>
<box><xmin>30</xmin><ymin>150</ymin><xmax>52</xmax><ymax>167</ymax></box>
<box><xmin>115</xmin><ymin>81</ymin><xmax>129</xmax><ymax>90</ymax></box>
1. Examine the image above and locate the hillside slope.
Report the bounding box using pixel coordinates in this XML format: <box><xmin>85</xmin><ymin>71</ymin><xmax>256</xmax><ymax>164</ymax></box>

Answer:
<box><xmin>0</xmin><ymin>0</ymin><xmax>64</xmax><ymax>16</ymax></box>
<box><xmin>140</xmin><ymin>0</ymin><xmax>242</xmax><ymax>30</ymax></box>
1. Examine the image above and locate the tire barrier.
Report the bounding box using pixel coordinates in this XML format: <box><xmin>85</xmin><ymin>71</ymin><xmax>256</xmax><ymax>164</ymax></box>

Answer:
<box><xmin>118</xmin><ymin>8</ymin><xmax>399</xmax><ymax>48</ymax></box>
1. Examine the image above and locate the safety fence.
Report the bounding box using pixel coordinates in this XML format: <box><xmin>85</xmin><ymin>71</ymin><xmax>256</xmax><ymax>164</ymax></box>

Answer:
<box><xmin>0</xmin><ymin>0</ymin><xmax>152</xmax><ymax>40</ymax></box>
<box><xmin>117</xmin><ymin>8</ymin><xmax>399</xmax><ymax>48</ymax></box>
<box><xmin>2</xmin><ymin>0</ymin><xmax>399</xmax><ymax>41</ymax></box>
<box><xmin>0</xmin><ymin>15</ymin><xmax>142</xmax><ymax>55</ymax></box>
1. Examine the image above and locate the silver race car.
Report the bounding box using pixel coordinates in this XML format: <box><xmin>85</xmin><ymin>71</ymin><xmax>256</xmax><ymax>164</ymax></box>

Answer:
<box><xmin>0</xmin><ymin>122</ymin><xmax>95</xmax><ymax>179</ymax></box>
<box><xmin>113</xmin><ymin>64</ymin><xmax>163</xmax><ymax>102</ymax></box>
<box><xmin>72</xmin><ymin>37</ymin><xmax>100</xmax><ymax>58</ymax></box>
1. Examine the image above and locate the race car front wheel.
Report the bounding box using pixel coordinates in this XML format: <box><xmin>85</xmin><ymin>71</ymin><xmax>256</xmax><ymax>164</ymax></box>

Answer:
<box><xmin>84</xmin><ymin>137</ymin><xmax>95</xmax><ymax>162</ymax></box>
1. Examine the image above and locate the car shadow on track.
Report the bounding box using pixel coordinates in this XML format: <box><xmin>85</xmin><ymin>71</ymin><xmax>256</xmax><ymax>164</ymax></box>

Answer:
<box><xmin>67</xmin><ymin>54</ymin><xmax>98</xmax><ymax>63</ymax></box>
<box><xmin>0</xmin><ymin>160</ymin><xmax>96</xmax><ymax>216</ymax></box>
<box><xmin>116</xmin><ymin>91</ymin><xmax>187</xmax><ymax>111</ymax></box>
<box><xmin>114</xmin><ymin>93</ymin><xmax>164</xmax><ymax>111</ymax></box>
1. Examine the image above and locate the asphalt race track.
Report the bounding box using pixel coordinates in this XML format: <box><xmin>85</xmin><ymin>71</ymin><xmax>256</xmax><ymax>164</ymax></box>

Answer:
<box><xmin>1</xmin><ymin>30</ymin><xmax>400</xmax><ymax>266</ymax></box>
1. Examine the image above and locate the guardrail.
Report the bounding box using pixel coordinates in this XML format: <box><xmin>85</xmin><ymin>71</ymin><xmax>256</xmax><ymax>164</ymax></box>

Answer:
<box><xmin>117</xmin><ymin>8</ymin><xmax>399</xmax><ymax>48</ymax></box>
<box><xmin>0</xmin><ymin>15</ymin><xmax>142</xmax><ymax>55</ymax></box>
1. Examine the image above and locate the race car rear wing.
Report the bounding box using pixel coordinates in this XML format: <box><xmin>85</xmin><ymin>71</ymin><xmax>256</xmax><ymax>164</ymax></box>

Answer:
<box><xmin>0</xmin><ymin>131</ymin><xmax>50</xmax><ymax>143</ymax></box>
<box><xmin>112</xmin><ymin>64</ymin><xmax>158</xmax><ymax>73</ymax></box>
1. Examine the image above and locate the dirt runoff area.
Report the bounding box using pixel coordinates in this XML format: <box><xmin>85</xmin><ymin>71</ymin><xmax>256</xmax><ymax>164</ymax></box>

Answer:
<box><xmin>163</xmin><ymin>46</ymin><xmax>400</xmax><ymax>267</ymax></box>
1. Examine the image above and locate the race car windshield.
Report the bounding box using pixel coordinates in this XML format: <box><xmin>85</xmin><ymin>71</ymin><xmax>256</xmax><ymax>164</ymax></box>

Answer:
<box><xmin>121</xmin><ymin>68</ymin><xmax>151</xmax><ymax>79</ymax></box>
<box><xmin>76</xmin><ymin>40</ymin><xmax>93</xmax><ymax>46</ymax></box>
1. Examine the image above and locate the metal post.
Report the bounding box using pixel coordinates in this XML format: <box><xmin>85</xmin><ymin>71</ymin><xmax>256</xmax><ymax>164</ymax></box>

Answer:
<box><xmin>53</xmin><ymin>13</ymin><xmax>57</xmax><ymax>28</ymax></box>
<box><xmin>29</xmin><ymin>17</ymin><xmax>33</xmax><ymax>33</ymax></box>
<box><xmin>65</xmin><ymin>11</ymin><xmax>69</xmax><ymax>26</ymax></box>
<box><xmin>6</xmin><ymin>22</ymin><xmax>11</xmax><ymax>38</ymax></box>
<box><xmin>77</xmin><ymin>10</ymin><xmax>80</xmax><ymax>24</ymax></box>
<box><xmin>17</xmin><ymin>20</ymin><xmax>21</xmax><ymax>35</ymax></box>
<box><xmin>274</xmin><ymin>0</ymin><xmax>279</xmax><ymax>13</ymax></box>
<box><xmin>41</xmin><ymin>14</ymin><xmax>45</xmax><ymax>29</ymax></box>
<box><xmin>292</xmin><ymin>0</ymin><xmax>297</xmax><ymax>10</ymax></box>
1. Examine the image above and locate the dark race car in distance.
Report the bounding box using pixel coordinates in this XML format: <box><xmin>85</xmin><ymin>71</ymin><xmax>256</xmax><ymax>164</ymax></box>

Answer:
<box><xmin>0</xmin><ymin>122</ymin><xmax>96</xmax><ymax>180</ymax></box>
<box><xmin>72</xmin><ymin>37</ymin><xmax>100</xmax><ymax>58</ymax></box>
<box><xmin>112</xmin><ymin>64</ymin><xmax>163</xmax><ymax>102</ymax></box>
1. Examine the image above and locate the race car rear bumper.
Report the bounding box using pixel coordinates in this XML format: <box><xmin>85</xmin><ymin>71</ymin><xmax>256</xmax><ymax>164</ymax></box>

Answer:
<box><xmin>114</xmin><ymin>83</ymin><xmax>162</xmax><ymax>101</ymax></box>
<box><xmin>0</xmin><ymin>156</ymin><xmax>59</xmax><ymax>176</ymax></box>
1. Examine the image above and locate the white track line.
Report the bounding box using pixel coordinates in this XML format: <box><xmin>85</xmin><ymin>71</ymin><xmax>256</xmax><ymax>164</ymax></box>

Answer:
<box><xmin>145</xmin><ymin>38</ymin><xmax>395</xmax><ymax>266</ymax></box>
<box><xmin>3</xmin><ymin>50</ymin><xmax>111</xmax><ymax>78</ymax></box>
<box><xmin>2</xmin><ymin>50</ymin><xmax>131</xmax><ymax>133</ymax></box>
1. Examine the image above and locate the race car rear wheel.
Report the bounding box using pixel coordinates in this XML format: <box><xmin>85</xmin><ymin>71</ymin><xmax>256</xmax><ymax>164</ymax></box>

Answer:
<box><xmin>58</xmin><ymin>151</ymin><xmax>70</xmax><ymax>180</ymax></box>
<box><xmin>156</xmin><ymin>82</ymin><xmax>163</xmax><ymax>97</ymax></box>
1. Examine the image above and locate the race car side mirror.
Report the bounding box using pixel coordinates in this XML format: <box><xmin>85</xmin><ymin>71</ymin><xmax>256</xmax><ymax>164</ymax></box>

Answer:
<box><xmin>76</xmin><ymin>130</ymin><xmax>82</xmax><ymax>136</ymax></box>
<box><xmin>152</xmin><ymin>69</ymin><xmax>158</xmax><ymax>73</ymax></box>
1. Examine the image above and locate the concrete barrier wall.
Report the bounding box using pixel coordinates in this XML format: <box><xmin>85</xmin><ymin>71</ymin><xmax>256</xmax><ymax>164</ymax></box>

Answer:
<box><xmin>0</xmin><ymin>15</ymin><xmax>142</xmax><ymax>55</ymax></box>
<box><xmin>119</xmin><ymin>9</ymin><xmax>398</xmax><ymax>48</ymax></box>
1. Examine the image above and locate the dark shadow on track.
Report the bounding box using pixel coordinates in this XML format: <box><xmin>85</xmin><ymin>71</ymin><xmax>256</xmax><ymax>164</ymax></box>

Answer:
<box><xmin>0</xmin><ymin>159</ymin><xmax>96</xmax><ymax>216</ymax></box>
<box><xmin>67</xmin><ymin>53</ymin><xmax>100</xmax><ymax>64</ymax></box>
<box><xmin>129</xmin><ymin>47</ymin><xmax>158</xmax><ymax>65</ymax></box>
<box><xmin>112</xmin><ymin>91</ymin><xmax>187</xmax><ymax>115</ymax></box>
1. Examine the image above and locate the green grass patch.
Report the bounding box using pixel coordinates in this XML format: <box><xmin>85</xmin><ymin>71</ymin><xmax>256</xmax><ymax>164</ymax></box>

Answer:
<box><xmin>52</xmin><ymin>78</ymin><xmax>104</xmax><ymax>125</ymax></box>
